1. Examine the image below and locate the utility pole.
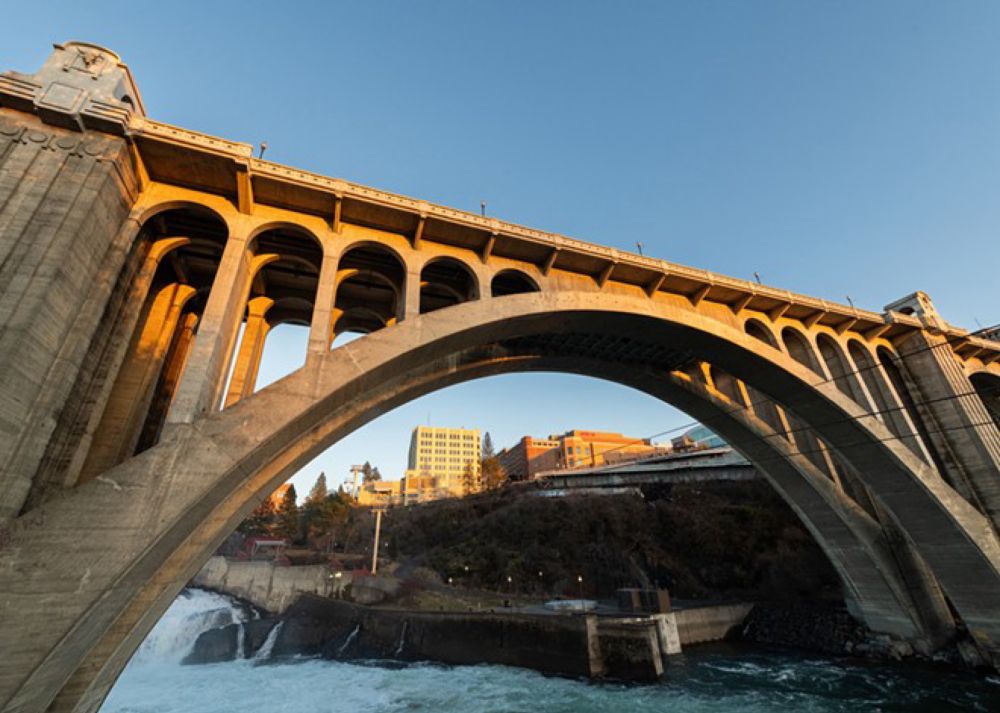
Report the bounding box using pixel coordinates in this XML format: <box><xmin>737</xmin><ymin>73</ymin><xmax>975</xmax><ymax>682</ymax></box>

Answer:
<box><xmin>371</xmin><ymin>505</ymin><xmax>385</xmax><ymax>575</ymax></box>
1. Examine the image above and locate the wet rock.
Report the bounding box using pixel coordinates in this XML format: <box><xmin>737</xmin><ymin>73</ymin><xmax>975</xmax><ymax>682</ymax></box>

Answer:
<box><xmin>183</xmin><ymin>625</ymin><xmax>237</xmax><ymax>664</ymax></box>
<box><xmin>243</xmin><ymin>619</ymin><xmax>279</xmax><ymax>657</ymax></box>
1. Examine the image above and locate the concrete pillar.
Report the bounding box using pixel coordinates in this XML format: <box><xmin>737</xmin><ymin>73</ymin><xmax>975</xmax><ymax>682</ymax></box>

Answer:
<box><xmin>584</xmin><ymin>615</ymin><xmax>606</xmax><ymax>678</ymax></box>
<box><xmin>402</xmin><ymin>268</ymin><xmax>421</xmax><ymax>321</ymax></box>
<box><xmin>137</xmin><ymin>312</ymin><xmax>199</xmax><ymax>451</ymax></box>
<box><xmin>653</xmin><ymin>613</ymin><xmax>682</xmax><ymax>656</ymax></box>
<box><xmin>224</xmin><ymin>297</ymin><xmax>273</xmax><ymax>407</ymax></box>
<box><xmin>78</xmin><ymin>282</ymin><xmax>196</xmax><ymax>482</ymax></box>
<box><xmin>307</xmin><ymin>251</ymin><xmax>339</xmax><ymax>356</ymax></box>
<box><xmin>895</xmin><ymin>332</ymin><xmax>1000</xmax><ymax>530</ymax></box>
<box><xmin>165</xmin><ymin>226</ymin><xmax>272</xmax><ymax>424</ymax></box>
<box><xmin>25</xmin><ymin>234</ymin><xmax>188</xmax><ymax>505</ymax></box>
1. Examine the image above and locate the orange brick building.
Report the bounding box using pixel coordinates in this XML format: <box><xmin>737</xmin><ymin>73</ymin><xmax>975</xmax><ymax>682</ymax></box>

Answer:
<box><xmin>497</xmin><ymin>430</ymin><xmax>669</xmax><ymax>481</ymax></box>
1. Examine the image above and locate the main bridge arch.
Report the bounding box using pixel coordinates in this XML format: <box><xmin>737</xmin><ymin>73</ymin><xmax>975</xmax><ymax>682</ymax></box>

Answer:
<box><xmin>3</xmin><ymin>291</ymin><xmax>1000</xmax><ymax>713</ymax></box>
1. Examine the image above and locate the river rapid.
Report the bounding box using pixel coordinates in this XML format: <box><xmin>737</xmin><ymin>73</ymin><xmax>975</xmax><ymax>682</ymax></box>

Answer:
<box><xmin>100</xmin><ymin>588</ymin><xmax>1000</xmax><ymax>713</ymax></box>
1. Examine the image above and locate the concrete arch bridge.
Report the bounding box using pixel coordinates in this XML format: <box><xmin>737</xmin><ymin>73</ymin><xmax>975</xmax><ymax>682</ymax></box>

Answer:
<box><xmin>0</xmin><ymin>43</ymin><xmax>999</xmax><ymax>713</ymax></box>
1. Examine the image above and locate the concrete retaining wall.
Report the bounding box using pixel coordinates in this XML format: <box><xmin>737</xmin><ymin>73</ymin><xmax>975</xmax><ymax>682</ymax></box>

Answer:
<box><xmin>192</xmin><ymin>556</ymin><xmax>351</xmax><ymax>613</ymax></box>
<box><xmin>674</xmin><ymin>603</ymin><xmax>753</xmax><ymax>645</ymax></box>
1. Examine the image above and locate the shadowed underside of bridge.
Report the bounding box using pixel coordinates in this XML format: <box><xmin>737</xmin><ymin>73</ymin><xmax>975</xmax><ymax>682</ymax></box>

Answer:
<box><xmin>1</xmin><ymin>42</ymin><xmax>999</xmax><ymax>713</ymax></box>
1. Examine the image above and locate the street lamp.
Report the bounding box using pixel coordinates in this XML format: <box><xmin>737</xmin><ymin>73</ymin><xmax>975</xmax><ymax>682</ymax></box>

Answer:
<box><xmin>577</xmin><ymin>575</ymin><xmax>583</xmax><ymax>599</ymax></box>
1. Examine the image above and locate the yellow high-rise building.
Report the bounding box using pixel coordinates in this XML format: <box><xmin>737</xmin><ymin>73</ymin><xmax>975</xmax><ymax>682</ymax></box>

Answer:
<box><xmin>406</xmin><ymin>426</ymin><xmax>481</xmax><ymax>499</ymax></box>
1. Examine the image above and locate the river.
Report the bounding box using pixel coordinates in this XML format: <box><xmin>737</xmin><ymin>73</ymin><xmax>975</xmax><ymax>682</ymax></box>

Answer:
<box><xmin>99</xmin><ymin>588</ymin><xmax>1000</xmax><ymax>713</ymax></box>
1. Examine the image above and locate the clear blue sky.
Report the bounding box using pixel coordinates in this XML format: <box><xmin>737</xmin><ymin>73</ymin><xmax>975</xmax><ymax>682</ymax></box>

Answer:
<box><xmin>4</xmin><ymin>2</ymin><xmax>999</xmax><ymax>495</ymax></box>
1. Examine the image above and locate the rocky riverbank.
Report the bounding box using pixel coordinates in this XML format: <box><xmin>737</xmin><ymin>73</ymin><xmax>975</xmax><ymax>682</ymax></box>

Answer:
<box><xmin>739</xmin><ymin>602</ymin><xmax>992</xmax><ymax>669</ymax></box>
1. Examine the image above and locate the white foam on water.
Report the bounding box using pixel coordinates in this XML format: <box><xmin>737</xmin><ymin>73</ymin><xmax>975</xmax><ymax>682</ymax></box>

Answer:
<box><xmin>235</xmin><ymin>622</ymin><xmax>246</xmax><ymax>660</ymax></box>
<box><xmin>254</xmin><ymin>621</ymin><xmax>283</xmax><ymax>660</ymax></box>
<box><xmin>100</xmin><ymin>589</ymin><xmax>1000</xmax><ymax>713</ymax></box>
<box><xmin>130</xmin><ymin>588</ymin><xmax>250</xmax><ymax>665</ymax></box>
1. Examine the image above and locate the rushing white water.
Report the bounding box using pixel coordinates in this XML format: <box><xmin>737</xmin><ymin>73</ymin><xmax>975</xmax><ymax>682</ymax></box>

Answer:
<box><xmin>234</xmin><ymin>622</ymin><xmax>246</xmax><ymax>660</ymax></box>
<box><xmin>254</xmin><ymin>621</ymin><xmax>283</xmax><ymax>660</ymax></box>
<box><xmin>338</xmin><ymin>624</ymin><xmax>360</xmax><ymax>655</ymax></box>
<box><xmin>130</xmin><ymin>588</ymin><xmax>251</xmax><ymax>665</ymax></box>
<box><xmin>101</xmin><ymin>588</ymin><xmax>1000</xmax><ymax>713</ymax></box>
<box><xmin>394</xmin><ymin>620</ymin><xmax>408</xmax><ymax>657</ymax></box>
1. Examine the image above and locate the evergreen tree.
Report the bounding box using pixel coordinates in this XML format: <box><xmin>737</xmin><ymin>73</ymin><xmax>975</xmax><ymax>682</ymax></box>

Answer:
<box><xmin>276</xmin><ymin>483</ymin><xmax>299</xmax><ymax>540</ymax></box>
<box><xmin>482</xmin><ymin>455</ymin><xmax>506</xmax><ymax>490</ymax></box>
<box><xmin>361</xmin><ymin>461</ymin><xmax>382</xmax><ymax>483</ymax></box>
<box><xmin>461</xmin><ymin>461</ymin><xmax>477</xmax><ymax>495</ymax></box>
<box><xmin>306</xmin><ymin>473</ymin><xmax>328</xmax><ymax>506</ymax></box>
<box><xmin>480</xmin><ymin>433</ymin><xmax>504</xmax><ymax>490</ymax></box>
<box><xmin>304</xmin><ymin>491</ymin><xmax>353</xmax><ymax>542</ymax></box>
<box><xmin>302</xmin><ymin>473</ymin><xmax>330</xmax><ymax>539</ymax></box>
<box><xmin>239</xmin><ymin>496</ymin><xmax>277</xmax><ymax>536</ymax></box>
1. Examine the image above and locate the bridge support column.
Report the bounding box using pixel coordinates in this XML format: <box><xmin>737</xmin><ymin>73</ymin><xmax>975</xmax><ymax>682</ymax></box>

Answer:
<box><xmin>894</xmin><ymin>332</ymin><xmax>1000</xmax><ymax>530</ymax></box>
<box><xmin>307</xmin><ymin>251</ymin><xmax>338</xmax><ymax>356</ymax></box>
<box><xmin>23</xmin><ymin>234</ymin><xmax>188</xmax><ymax>506</ymax></box>
<box><xmin>136</xmin><ymin>312</ymin><xmax>199</xmax><ymax>452</ymax></box>
<box><xmin>165</xmin><ymin>224</ymin><xmax>254</xmax><ymax>426</ymax></box>
<box><xmin>402</xmin><ymin>267</ymin><xmax>421</xmax><ymax>321</ymax></box>
<box><xmin>79</xmin><ymin>283</ymin><xmax>197</xmax><ymax>482</ymax></box>
<box><xmin>224</xmin><ymin>297</ymin><xmax>273</xmax><ymax>407</ymax></box>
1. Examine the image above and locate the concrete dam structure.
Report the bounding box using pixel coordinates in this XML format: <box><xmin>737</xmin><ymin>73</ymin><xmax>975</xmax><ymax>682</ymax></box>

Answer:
<box><xmin>0</xmin><ymin>42</ymin><xmax>999</xmax><ymax>713</ymax></box>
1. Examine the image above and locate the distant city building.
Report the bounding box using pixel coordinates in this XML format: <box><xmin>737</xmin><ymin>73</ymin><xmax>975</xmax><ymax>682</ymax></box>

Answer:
<box><xmin>496</xmin><ymin>436</ymin><xmax>562</xmax><ymax>481</ymax></box>
<box><xmin>497</xmin><ymin>430</ymin><xmax>670</xmax><ymax>480</ymax></box>
<box><xmin>356</xmin><ymin>471</ymin><xmax>439</xmax><ymax>507</ymax></box>
<box><xmin>404</xmin><ymin>425</ymin><xmax>482</xmax><ymax>500</ymax></box>
<box><xmin>356</xmin><ymin>479</ymin><xmax>404</xmax><ymax>507</ymax></box>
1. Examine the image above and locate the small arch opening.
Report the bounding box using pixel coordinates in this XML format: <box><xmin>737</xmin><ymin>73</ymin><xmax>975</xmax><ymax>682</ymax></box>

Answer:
<box><xmin>420</xmin><ymin>258</ymin><xmax>478</xmax><ymax>314</ymax></box>
<box><xmin>334</xmin><ymin>244</ymin><xmax>405</xmax><ymax>334</ymax></box>
<box><xmin>745</xmin><ymin>319</ymin><xmax>779</xmax><ymax>348</ymax></box>
<box><xmin>491</xmin><ymin>269</ymin><xmax>540</xmax><ymax>297</ymax></box>
<box><xmin>221</xmin><ymin>227</ymin><xmax>324</xmax><ymax>409</ymax></box>
<box><xmin>970</xmin><ymin>372</ymin><xmax>1000</xmax><ymax>428</ymax></box>
<box><xmin>781</xmin><ymin>327</ymin><xmax>822</xmax><ymax>375</ymax></box>
<box><xmin>817</xmin><ymin>334</ymin><xmax>855</xmax><ymax>398</ymax></box>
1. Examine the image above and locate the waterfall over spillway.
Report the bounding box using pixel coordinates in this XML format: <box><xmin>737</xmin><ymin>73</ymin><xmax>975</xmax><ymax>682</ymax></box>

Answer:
<box><xmin>255</xmin><ymin>621</ymin><xmax>283</xmax><ymax>660</ymax></box>
<box><xmin>338</xmin><ymin>625</ymin><xmax>360</xmax><ymax>656</ymax></box>
<box><xmin>131</xmin><ymin>588</ymin><xmax>252</xmax><ymax>665</ymax></box>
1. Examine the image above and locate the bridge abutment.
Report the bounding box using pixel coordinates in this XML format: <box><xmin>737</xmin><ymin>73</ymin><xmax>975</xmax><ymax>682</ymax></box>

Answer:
<box><xmin>0</xmin><ymin>108</ymin><xmax>138</xmax><ymax>520</ymax></box>
<box><xmin>892</xmin><ymin>330</ymin><xmax>1000</xmax><ymax>531</ymax></box>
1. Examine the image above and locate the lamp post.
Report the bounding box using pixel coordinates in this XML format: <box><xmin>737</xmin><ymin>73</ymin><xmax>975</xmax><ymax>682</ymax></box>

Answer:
<box><xmin>577</xmin><ymin>574</ymin><xmax>583</xmax><ymax>599</ymax></box>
